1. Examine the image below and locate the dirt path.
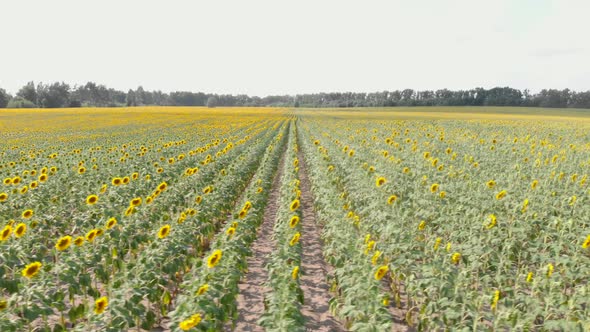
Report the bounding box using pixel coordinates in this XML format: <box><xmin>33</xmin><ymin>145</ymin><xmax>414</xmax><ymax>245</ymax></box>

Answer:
<box><xmin>297</xmin><ymin>151</ymin><xmax>345</xmax><ymax>332</ymax></box>
<box><xmin>233</xmin><ymin>145</ymin><xmax>287</xmax><ymax>331</ymax></box>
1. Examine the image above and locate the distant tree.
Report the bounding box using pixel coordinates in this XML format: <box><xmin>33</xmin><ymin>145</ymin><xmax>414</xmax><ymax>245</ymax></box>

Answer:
<box><xmin>16</xmin><ymin>81</ymin><xmax>37</xmax><ymax>106</ymax></box>
<box><xmin>7</xmin><ymin>97</ymin><xmax>36</xmax><ymax>108</ymax></box>
<box><xmin>126</xmin><ymin>89</ymin><xmax>137</xmax><ymax>106</ymax></box>
<box><xmin>37</xmin><ymin>82</ymin><xmax>70</xmax><ymax>108</ymax></box>
<box><xmin>0</xmin><ymin>88</ymin><xmax>10</xmax><ymax>108</ymax></box>
<box><xmin>135</xmin><ymin>86</ymin><xmax>145</xmax><ymax>105</ymax></box>
<box><xmin>206</xmin><ymin>96</ymin><xmax>218</xmax><ymax>108</ymax></box>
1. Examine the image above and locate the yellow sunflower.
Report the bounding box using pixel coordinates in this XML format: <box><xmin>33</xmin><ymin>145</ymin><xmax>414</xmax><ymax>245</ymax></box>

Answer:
<box><xmin>14</xmin><ymin>223</ymin><xmax>26</xmax><ymax>238</ymax></box>
<box><xmin>289</xmin><ymin>216</ymin><xmax>300</xmax><ymax>228</ymax></box>
<box><xmin>22</xmin><ymin>261</ymin><xmax>42</xmax><ymax>278</ymax></box>
<box><xmin>22</xmin><ymin>209</ymin><xmax>34</xmax><ymax>219</ymax></box>
<box><xmin>179</xmin><ymin>313</ymin><xmax>202</xmax><ymax>331</ymax></box>
<box><xmin>375</xmin><ymin>177</ymin><xmax>386</xmax><ymax>187</ymax></box>
<box><xmin>158</xmin><ymin>225</ymin><xmax>171</xmax><ymax>239</ymax></box>
<box><xmin>374</xmin><ymin>265</ymin><xmax>389</xmax><ymax>280</ymax></box>
<box><xmin>94</xmin><ymin>296</ymin><xmax>108</xmax><ymax>314</ymax></box>
<box><xmin>290</xmin><ymin>199</ymin><xmax>300</xmax><ymax>211</ymax></box>
<box><xmin>86</xmin><ymin>194</ymin><xmax>99</xmax><ymax>205</ymax></box>
<box><xmin>55</xmin><ymin>235</ymin><xmax>72</xmax><ymax>251</ymax></box>
<box><xmin>292</xmin><ymin>266</ymin><xmax>300</xmax><ymax>280</ymax></box>
<box><xmin>289</xmin><ymin>232</ymin><xmax>301</xmax><ymax>246</ymax></box>
<box><xmin>74</xmin><ymin>236</ymin><xmax>84</xmax><ymax>246</ymax></box>
<box><xmin>207</xmin><ymin>249</ymin><xmax>223</xmax><ymax>268</ymax></box>
<box><xmin>106</xmin><ymin>218</ymin><xmax>117</xmax><ymax>229</ymax></box>
<box><xmin>451</xmin><ymin>252</ymin><xmax>462</xmax><ymax>265</ymax></box>
<box><xmin>86</xmin><ymin>229</ymin><xmax>98</xmax><ymax>242</ymax></box>
<box><xmin>0</xmin><ymin>225</ymin><xmax>12</xmax><ymax>241</ymax></box>
<box><xmin>196</xmin><ymin>284</ymin><xmax>209</xmax><ymax>296</ymax></box>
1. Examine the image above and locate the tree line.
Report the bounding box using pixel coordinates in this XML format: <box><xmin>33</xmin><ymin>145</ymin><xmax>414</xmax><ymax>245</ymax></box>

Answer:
<box><xmin>1</xmin><ymin>82</ymin><xmax>589</xmax><ymax>109</ymax></box>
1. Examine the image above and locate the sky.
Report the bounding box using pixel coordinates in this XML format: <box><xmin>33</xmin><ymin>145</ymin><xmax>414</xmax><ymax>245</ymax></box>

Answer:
<box><xmin>0</xmin><ymin>0</ymin><xmax>588</xmax><ymax>96</ymax></box>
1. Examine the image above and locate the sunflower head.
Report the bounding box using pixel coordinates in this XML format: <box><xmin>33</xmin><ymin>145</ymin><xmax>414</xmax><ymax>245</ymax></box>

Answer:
<box><xmin>374</xmin><ymin>265</ymin><xmax>389</xmax><ymax>280</ymax></box>
<box><xmin>289</xmin><ymin>216</ymin><xmax>300</xmax><ymax>228</ymax></box>
<box><xmin>14</xmin><ymin>223</ymin><xmax>26</xmax><ymax>238</ymax></box>
<box><xmin>0</xmin><ymin>225</ymin><xmax>12</xmax><ymax>241</ymax></box>
<box><xmin>290</xmin><ymin>199</ymin><xmax>300</xmax><ymax>211</ymax></box>
<box><xmin>22</xmin><ymin>209</ymin><xmax>34</xmax><ymax>219</ymax></box>
<box><xmin>106</xmin><ymin>218</ymin><xmax>117</xmax><ymax>229</ymax></box>
<box><xmin>55</xmin><ymin>235</ymin><xmax>72</xmax><ymax>251</ymax></box>
<box><xmin>207</xmin><ymin>249</ymin><xmax>223</xmax><ymax>268</ymax></box>
<box><xmin>22</xmin><ymin>261</ymin><xmax>42</xmax><ymax>278</ymax></box>
<box><xmin>158</xmin><ymin>225</ymin><xmax>171</xmax><ymax>239</ymax></box>
<box><xmin>289</xmin><ymin>232</ymin><xmax>301</xmax><ymax>246</ymax></box>
<box><xmin>86</xmin><ymin>195</ymin><xmax>99</xmax><ymax>205</ymax></box>
<box><xmin>196</xmin><ymin>284</ymin><xmax>209</xmax><ymax>296</ymax></box>
<box><xmin>94</xmin><ymin>296</ymin><xmax>108</xmax><ymax>314</ymax></box>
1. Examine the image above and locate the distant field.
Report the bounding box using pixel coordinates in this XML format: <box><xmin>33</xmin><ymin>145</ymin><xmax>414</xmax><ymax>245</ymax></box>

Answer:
<box><xmin>0</xmin><ymin>107</ymin><xmax>588</xmax><ymax>331</ymax></box>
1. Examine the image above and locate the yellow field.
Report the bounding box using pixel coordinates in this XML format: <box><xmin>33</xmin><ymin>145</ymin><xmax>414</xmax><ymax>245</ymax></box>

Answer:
<box><xmin>0</xmin><ymin>107</ymin><xmax>588</xmax><ymax>331</ymax></box>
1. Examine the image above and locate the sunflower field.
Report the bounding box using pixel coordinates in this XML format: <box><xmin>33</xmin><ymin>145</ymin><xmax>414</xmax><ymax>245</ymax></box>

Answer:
<box><xmin>0</xmin><ymin>107</ymin><xmax>589</xmax><ymax>331</ymax></box>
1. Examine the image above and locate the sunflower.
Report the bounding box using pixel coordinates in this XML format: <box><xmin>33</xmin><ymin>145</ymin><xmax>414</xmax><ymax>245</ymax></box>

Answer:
<box><xmin>29</xmin><ymin>181</ymin><xmax>38</xmax><ymax>189</ymax></box>
<box><xmin>546</xmin><ymin>263</ymin><xmax>554</xmax><ymax>278</ymax></box>
<box><xmin>439</xmin><ymin>191</ymin><xmax>446</xmax><ymax>198</ymax></box>
<box><xmin>203</xmin><ymin>186</ymin><xmax>213</xmax><ymax>194</ymax></box>
<box><xmin>86</xmin><ymin>229</ymin><xmax>98</xmax><ymax>242</ymax></box>
<box><xmin>374</xmin><ymin>265</ymin><xmax>389</xmax><ymax>280</ymax></box>
<box><xmin>402</xmin><ymin>167</ymin><xmax>410</xmax><ymax>174</ymax></box>
<box><xmin>195</xmin><ymin>196</ymin><xmax>202</xmax><ymax>204</ymax></box>
<box><xmin>569</xmin><ymin>196</ymin><xmax>577</xmax><ymax>206</ymax></box>
<box><xmin>74</xmin><ymin>236</ymin><xmax>84</xmax><ymax>246</ymax></box>
<box><xmin>124</xmin><ymin>206</ymin><xmax>135</xmax><ymax>216</ymax></box>
<box><xmin>0</xmin><ymin>225</ymin><xmax>12</xmax><ymax>241</ymax></box>
<box><xmin>112</xmin><ymin>177</ymin><xmax>122</xmax><ymax>186</ymax></box>
<box><xmin>0</xmin><ymin>299</ymin><xmax>7</xmax><ymax>311</ymax></box>
<box><xmin>243</xmin><ymin>201</ymin><xmax>252</xmax><ymax>211</ymax></box>
<box><xmin>86</xmin><ymin>194</ymin><xmax>99</xmax><ymax>205</ymax></box>
<box><xmin>430</xmin><ymin>183</ymin><xmax>439</xmax><ymax>193</ymax></box>
<box><xmin>289</xmin><ymin>216</ymin><xmax>300</xmax><ymax>228</ymax></box>
<box><xmin>290</xmin><ymin>199</ymin><xmax>300</xmax><ymax>211</ymax></box>
<box><xmin>207</xmin><ymin>249</ymin><xmax>223</xmax><ymax>268</ymax></box>
<box><xmin>491</xmin><ymin>290</ymin><xmax>500</xmax><ymax>310</ymax></box>
<box><xmin>433</xmin><ymin>237</ymin><xmax>442</xmax><ymax>251</ymax></box>
<box><xmin>582</xmin><ymin>234</ymin><xmax>590</xmax><ymax>249</ymax></box>
<box><xmin>146</xmin><ymin>196</ymin><xmax>154</xmax><ymax>205</ymax></box>
<box><xmin>106</xmin><ymin>218</ymin><xmax>117</xmax><ymax>229</ymax></box>
<box><xmin>292</xmin><ymin>266</ymin><xmax>300</xmax><ymax>280</ymax></box>
<box><xmin>78</xmin><ymin>166</ymin><xmax>86</xmax><ymax>174</ymax></box>
<box><xmin>238</xmin><ymin>208</ymin><xmax>248</xmax><ymax>219</ymax></box>
<box><xmin>289</xmin><ymin>232</ymin><xmax>301</xmax><ymax>246</ymax></box>
<box><xmin>2</xmin><ymin>178</ymin><xmax>11</xmax><ymax>185</ymax></box>
<box><xmin>130</xmin><ymin>197</ymin><xmax>142</xmax><ymax>207</ymax></box>
<box><xmin>486</xmin><ymin>214</ymin><xmax>497</xmax><ymax>229</ymax></box>
<box><xmin>122</xmin><ymin>177</ymin><xmax>130</xmax><ymax>185</ymax></box>
<box><xmin>226</xmin><ymin>227</ymin><xmax>236</xmax><ymax>237</ymax></box>
<box><xmin>55</xmin><ymin>235</ymin><xmax>72</xmax><ymax>251</ymax></box>
<box><xmin>418</xmin><ymin>221</ymin><xmax>426</xmax><ymax>231</ymax></box>
<box><xmin>375</xmin><ymin>177</ymin><xmax>386</xmax><ymax>187</ymax></box>
<box><xmin>38</xmin><ymin>174</ymin><xmax>48</xmax><ymax>183</ymax></box>
<box><xmin>531</xmin><ymin>180</ymin><xmax>539</xmax><ymax>190</ymax></box>
<box><xmin>94</xmin><ymin>296</ymin><xmax>108</xmax><ymax>314</ymax></box>
<box><xmin>19</xmin><ymin>186</ymin><xmax>28</xmax><ymax>194</ymax></box>
<box><xmin>495</xmin><ymin>190</ymin><xmax>507</xmax><ymax>200</ymax></box>
<box><xmin>12</xmin><ymin>176</ymin><xmax>21</xmax><ymax>185</ymax></box>
<box><xmin>131</xmin><ymin>172</ymin><xmax>139</xmax><ymax>180</ymax></box>
<box><xmin>100</xmin><ymin>184</ymin><xmax>107</xmax><ymax>193</ymax></box>
<box><xmin>158</xmin><ymin>182</ymin><xmax>167</xmax><ymax>191</ymax></box>
<box><xmin>158</xmin><ymin>225</ymin><xmax>171</xmax><ymax>239</ymax></box>
<box><xmin>371</xmin><ymin>251</ymin><xmax>381</xmax><ymax>265</ymax></box>
<box><xmin>179</xmin><ymin>313</ymin><xmax>202</xmax><ymax>331</ymax></box>
<box><xmin>196</xmin><ymin>284</ymin><xmax>209</xmax><ymax>296</ymax></box>
<box><xmin>14</xmin><ymin>223</ymin><xmax>26</xmax><ymax>238</ymax></box>
<box><xmin>22</xmin><ymin>261</ymin><xmax>42</xmax><ymax>278</ymax></box>
<box><xmin>451</xmin><ymin>252</ymin><xmax>461</xmax><ymax>265</ymax></box>
<box><xmin>526</xmin><ymin>272</ymin><xmax>534</xmax><ymax>283</ymax></box>
<box><xmin>521</xmin><ymin>199</ymin><xmax>529</xmax><ymax>213</ymax></box>
<box><xmin>22</xmin><ymin>209</ymin><xmax>34</xmax><ymax>219</ymax></box>
<box><xmin>0</xmin><ymin>192</ymin><xmax>8</xmax><ymax>202</ymax></box>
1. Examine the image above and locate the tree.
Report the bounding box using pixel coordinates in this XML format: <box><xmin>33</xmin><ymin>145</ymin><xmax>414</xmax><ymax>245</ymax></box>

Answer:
<box><xmin>7</xmin><ymin>97</ymin><xmax>36</xmax><ymax>108</ymax></box>
<box><xmin>0</xmin><ymin>88</ymin><xmax>10</xmax><ymax>108</ymax></box>
<box><xmin>206</xmin><ymin>96</ymin><xmax>218</xmax><ymax>108</ymax></box>
<box><xmin>126</xmin><ymin>89</ymin><xmax>137</xmax><ymax>106</ymax></box>
<box><xmin>37</xmin><ymin>82</ymin><xmax>71</xmax><ymax>108</ymax></box>
<box><xmin>16</xmin><ymin>81</ymin><xmax>37</xmax><ymax>106</ymax></box>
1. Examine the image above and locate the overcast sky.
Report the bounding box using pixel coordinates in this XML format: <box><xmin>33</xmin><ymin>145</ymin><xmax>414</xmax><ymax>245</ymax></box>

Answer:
<box><xmin>1</xmin><ymin>0</ymin><xmax>588</xmax><ymax>96</ymax></box>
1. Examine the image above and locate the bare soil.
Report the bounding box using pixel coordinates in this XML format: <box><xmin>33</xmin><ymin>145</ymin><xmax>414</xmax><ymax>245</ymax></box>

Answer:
<box><xmin>297</xmin><ymin>152</ymin><xmax>344</xmax><ymax>332</ymax></box>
